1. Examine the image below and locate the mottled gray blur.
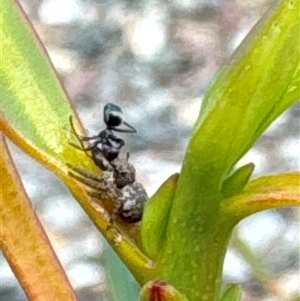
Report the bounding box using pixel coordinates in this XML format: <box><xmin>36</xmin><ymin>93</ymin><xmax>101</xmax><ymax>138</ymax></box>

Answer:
<box><xmin>1</xmin><ymin>0</ymin><xmax>299</xmax><ymax>300</ymax></box>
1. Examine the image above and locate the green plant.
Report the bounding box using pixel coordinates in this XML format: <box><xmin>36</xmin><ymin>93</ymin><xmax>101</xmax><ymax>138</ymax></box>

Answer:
<box><xmin>1</xmin><ymin>0</ymin><xmax>299</xmax><ymax>300</ymax></box>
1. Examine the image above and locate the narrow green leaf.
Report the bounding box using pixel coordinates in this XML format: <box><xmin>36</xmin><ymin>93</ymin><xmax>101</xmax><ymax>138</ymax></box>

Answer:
<box><xmin>221</xmin><ymin>172</ymin><xmax>300</xmax><ymax>224</ymax></box>
<box><xmin>221</xmin><ymin>163</ymin><xmax>255</xmax><ymax>198</ymax></box>
<box><xmin>219</xmin><ymin>284</ymin><xmax>242</xmax><ymax>301</ymax></box>
<box><xmin>231</xmin><ymin>234</ymin><xmax>273</xmax><ymax>284</ymax></box>
<box><xmin>141</xmin><ymin>174</ymin><xmax>178</xmax><ymax>258</ymax></box>
<box><xmin>0</xmin><ymin>134</ymin><xmax>78</xmax><ymax>301</ymax></box>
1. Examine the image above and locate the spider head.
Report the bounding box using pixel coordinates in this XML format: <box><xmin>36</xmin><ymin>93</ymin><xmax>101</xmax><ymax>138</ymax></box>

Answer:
<box><xmin>104</xmin><ymin>102</ymin><xmax>137</xmax><ymax>133</ymax></box>
<box><xmin>104</xmin><ymin>103</ymin><xmax>123</xmax><ymax>127</ymax></box>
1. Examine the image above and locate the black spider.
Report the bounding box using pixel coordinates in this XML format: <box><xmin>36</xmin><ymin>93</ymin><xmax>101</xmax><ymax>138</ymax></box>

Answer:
<box><xmin>69</xmin><ymin>104</ymin><xmax>148</xmax><ymax>224</ymax></box>
<box><xmin>70</xmin><ymin>103</ymin><xmax>136</xmax><ymax>170</ymax></box>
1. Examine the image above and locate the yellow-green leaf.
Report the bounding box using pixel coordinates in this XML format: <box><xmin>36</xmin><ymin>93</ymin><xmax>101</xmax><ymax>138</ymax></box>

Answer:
<box><xmin>0</xmin><ymin>0</ymin><xmax>93</xmax><ymax>174</ymax></box>
<box><xmin>221</xmin><ymin>172</ymin><xmax>300</xmax><ymax>223</ymax></box>
<box><xmin>0</xmin><ymin>134</ymin><xmax>78</xmax><ymax>301</ymax></box>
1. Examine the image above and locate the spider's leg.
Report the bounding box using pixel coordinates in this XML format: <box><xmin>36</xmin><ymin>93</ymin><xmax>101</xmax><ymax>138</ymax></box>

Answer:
<box><xmin>67</xmin><ymin>163</ymin><xmax>120</xmax><ymax>198</ymax></box>
<box><xmin>106</xmin><ymin>201</ymin><xmax>122</xmax><ymax>229</ymax></box>
<box><xmin>69</xmin><ymin>115</ymin><xmax>86</xmax><ymax>149</ymax></box>
<box><xmin>81</xmin><ymin>135</ymin><xmax>101</xmax><ymax>141</ymax></box>
<box><xmin>123</xmin><ymin>120</ymin><xmax>136</xmax><ymax>132</ymax></box>
<box><xmin>69</xmin><ymin>142</ymin><xmax>84</xmax><ymax>151</ymax></box>
<box><xmin>111</xmin><ymin>128</ymin><xmax>136</xmax><ymax>133</ymax></box>
<box><xmin>111</xmin><ymin>200</ymin><xmax>122</xmax><ymax>221</ymax></box>
<box><xmin>111</xmin><ymin>121</ymin><xmax>137</xmax><ymax>133</ymax></box>
<box><xmin>68</xmin><ymin>171</ymin><xmax>107</xmax><ymax>190</ymax></box>
<box><xmin>69</xmin><ymin>141</ymin><xmax>101</xmax><ymax>155</ymax></box>
<box><xmin>69</xmin><ymin>170</ymin><xmax>120</xmax><ymax>203</ymax></box>
<box><xmin>81</xmin><ymin>141</ymin><xmax>101</xmax><ymax>151</ymax></box>
<box><xmin>67</xmin><ymin>164</ymin><xmax>107</xmax><ymax>182</ymax></box>
<box><xmin>69</xmin><ymin>115</ymin><xmax>101</xmax><ymax>146</ymax></box>
<box><xmin>87</xmin><ymin>189</ymin><xmax>117</xmax><ymax>201</ymax></box>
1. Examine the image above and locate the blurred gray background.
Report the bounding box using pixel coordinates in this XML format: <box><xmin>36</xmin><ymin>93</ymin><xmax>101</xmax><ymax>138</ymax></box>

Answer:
<box><xmin>1</xmin><ymin>0</ymin><xmax>299</xmax><ymax>300</ymax></box>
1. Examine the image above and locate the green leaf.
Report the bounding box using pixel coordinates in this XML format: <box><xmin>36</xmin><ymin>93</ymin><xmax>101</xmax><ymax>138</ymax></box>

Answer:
<box><xmin>219</xmin><ymin>284</ymin><xmax>242</xmax><ymax>301</ymax></box>
<box><xmin>190</xmin><ymin>0</ymin><xmax>299</xmax><ymax>180</ymax></box>
<box><xmin>292</xmin><ymin>294</ymin><xmax>300</xmax><ymax>301</ymax></box>
<box><xmin>141</xmin><ymin>173</ymin><xmax>178</xmax><ymax>258</ymax></box>
<box><xmin>0</xmin><ymin>1</ymin><xmax>153</xmax><ymax>284</ymax></box>
<box><xmin>221</xmin><ymin>163</ymin><xmax>255</xmax><ymax>198</ymax></box>
<box><xmin>156</xmin><ymin>1</ymin><xmax>300</xmax><ymax>300</ymax></box>
<box><xmin>221</xmin><ymin>172</ymin><xmax>300</xmax><ymax>224</ymax></box>
<box><xmin>102</xmin><ymin>241</ymin><xmax>140</xmax><ymax>301</ymax></box>
<box><xmin>0</xmin><ymin>0</ymin><xmax>91</xmax><ymax>170</ymax></box>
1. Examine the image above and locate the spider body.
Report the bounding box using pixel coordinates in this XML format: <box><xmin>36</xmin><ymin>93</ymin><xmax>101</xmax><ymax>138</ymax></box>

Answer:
<box><xmin>118</xmin><ymin>181</ymin><xmax>148</xmax><ymax>222</ymax></box>
<box><xmin>68</xmin><ymin>155</ymin><xmax>148</xmax><ymax>223</ymax></box>
<box><xmin>69</xmin><ymin>103</ymin><xmax>147</xmax><ymax>223</ymax></box>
